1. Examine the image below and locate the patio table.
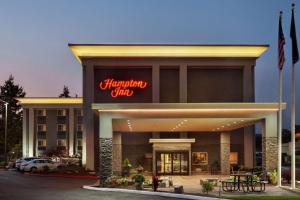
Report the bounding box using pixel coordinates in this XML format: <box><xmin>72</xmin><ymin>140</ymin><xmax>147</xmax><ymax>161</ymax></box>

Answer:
<box><xmin>230</xmin><ymin>173</ymin><xmax>254</xmax><ymax>192</ymax></box>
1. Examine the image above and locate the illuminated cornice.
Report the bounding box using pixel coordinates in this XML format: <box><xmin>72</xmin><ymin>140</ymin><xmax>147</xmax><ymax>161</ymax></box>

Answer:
<box><xmin>16</xmin><ymin>98</ymin><xmax>83</xmax><ymax>105</ymax></box>
<box><xmin>68</xmin><ymin>44</ymin><xmax>269</xmax><ymax>63</ymax></box>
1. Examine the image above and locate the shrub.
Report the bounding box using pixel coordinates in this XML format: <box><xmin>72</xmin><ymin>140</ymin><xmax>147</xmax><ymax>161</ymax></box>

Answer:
<box><xmin>132</xmin><ymin>173</ymin><xmax>145</xmax><ymax>183</ymax></box>
<box><xmin>200</xmin><ymin>180</ymin><xmax>214</xmax><ymax>194</ymax></box>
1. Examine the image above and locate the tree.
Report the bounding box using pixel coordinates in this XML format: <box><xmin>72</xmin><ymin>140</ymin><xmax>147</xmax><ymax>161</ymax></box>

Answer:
<box><xmin>59</xmin><ymin>85</ymin><xmax>70</xmax><ymax>98</ymax></box>
<box><xmin>0</xmin><ymin>75</ymin><xmax>26</xmax><ymax>157</ymax></box>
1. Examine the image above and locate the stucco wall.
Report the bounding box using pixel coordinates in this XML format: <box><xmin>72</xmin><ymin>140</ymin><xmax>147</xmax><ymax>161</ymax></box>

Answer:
<box><xmin>121</xmin><ymin>132</ymin><xmax>152</xmax><ymax>171</ymax></box>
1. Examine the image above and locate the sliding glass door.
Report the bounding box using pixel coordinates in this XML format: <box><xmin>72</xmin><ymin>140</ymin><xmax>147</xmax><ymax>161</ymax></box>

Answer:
<box><xmin>156</xmin><ymin>151</ymin><xmax>189</xmax><ymax>175</ymax></box>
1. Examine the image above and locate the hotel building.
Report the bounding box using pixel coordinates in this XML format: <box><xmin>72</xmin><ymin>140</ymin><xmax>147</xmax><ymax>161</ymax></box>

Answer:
<box><xmin>18</xmin><ymin>44</ymin><xmax>284</xmax><ymax>183</ymax></box>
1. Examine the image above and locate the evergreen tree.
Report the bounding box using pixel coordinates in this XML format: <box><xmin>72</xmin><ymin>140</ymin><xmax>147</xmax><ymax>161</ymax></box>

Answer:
<box><xmin>0</xmin><ymin>75</ymin><xmax>26</xmax><ymax>157</ymax></box>
<box><xmin>59</xmin><ymin>85</ymin><xmax>70</xmax><ymax>98</ymax></box>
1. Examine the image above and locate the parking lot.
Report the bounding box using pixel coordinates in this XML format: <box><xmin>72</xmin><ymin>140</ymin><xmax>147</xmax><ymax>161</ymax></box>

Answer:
<box><xmin>0</xmin><ymin>170</ymin><xmax>182</xmax><ymax>200</ymax></box>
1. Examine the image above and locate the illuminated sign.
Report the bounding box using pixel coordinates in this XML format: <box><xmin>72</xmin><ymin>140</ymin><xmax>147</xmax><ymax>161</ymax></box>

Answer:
<box><xmin>99</xmin><ymin>78</ymin><xmax>148</xmax><ymax>98</ymax></box>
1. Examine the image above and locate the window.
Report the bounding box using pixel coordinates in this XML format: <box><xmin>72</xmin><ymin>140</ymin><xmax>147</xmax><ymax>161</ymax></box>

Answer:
<box><xmin>77</xmin><ymin>109</ymin><xmax>83</xmax><ymax>116</ymax></box>
<box><xmin>57</xmin><ymin>124</ymin><xmax>66</xmax><ymax>132</ymax></box>
<box><xmin>77</xmin><ymin>139</ymin><xmax>82</xmax><ymax>147</ymax></box>
<box><xmin>77</xmin><ymin>124</ymin><xmax>83</xmax><ymax>132</ymax></box>
<box><xmin>37</xmin><ymin>109</ymin><xmax>46</xmax><ymax>117</ymax></box>
<box><xmin>57</xmin><ymin>109</ymin><xmax>66</xmax><ymax>116</ymax></box>
<box><xmin>37</xmin><ymin>124</ymin><xmax>47</xmax><ymax>132</ymax></box>
<box><xmin>57</xmin><ymin>139</ymin><xmax>66</xmax><ymax>147</ymax></box>
<box><xmin>38</xmin><ymin>139</ymin><xmax>46</xmax><ymax>147</ymax></box>
<box><xmin>230</xmin><ymin>152</ymin><xmax>238</xmax><ymax>165</ymax></box>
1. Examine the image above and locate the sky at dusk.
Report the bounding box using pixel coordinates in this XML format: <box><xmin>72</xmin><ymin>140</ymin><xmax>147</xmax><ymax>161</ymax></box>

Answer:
<box><xmin>0</xmin><ymin>0</ymin><xmax>299</xmax><ymax>128</ymax></box>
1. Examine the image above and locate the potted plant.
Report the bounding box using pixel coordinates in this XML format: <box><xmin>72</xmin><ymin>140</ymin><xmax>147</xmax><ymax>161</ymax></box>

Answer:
<box><xmin>268</xmin><ymin>169</ymin><xmax>278</xmax><ymax>185</ymax></box>
<box><xmin>122</xmin><ymin>158</ymin><xmax>132</xmax><ymax>177</ymax></box>
<box><xmin>132</xmin><ymin>173</ymin><xmax>145</xmax><ymax>190</ymax></box>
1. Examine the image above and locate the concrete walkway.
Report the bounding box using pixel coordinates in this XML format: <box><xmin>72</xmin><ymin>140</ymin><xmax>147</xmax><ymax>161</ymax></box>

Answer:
<box><xmin>145</xmin><ymin>175</ymin><xmax>299</xmax><ymax>197</ymax></box>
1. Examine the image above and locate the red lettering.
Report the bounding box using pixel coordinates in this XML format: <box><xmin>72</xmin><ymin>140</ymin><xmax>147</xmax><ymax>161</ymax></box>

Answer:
<box><xmin>99</xmin><ymin>78</ymin><xmax>148</xmax><ymax>98</ymax></box>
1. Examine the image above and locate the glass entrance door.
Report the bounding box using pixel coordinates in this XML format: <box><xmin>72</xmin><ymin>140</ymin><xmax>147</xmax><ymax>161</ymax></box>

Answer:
<box><xmin>156</xmin><ymin>151</ymin><xmax>189</xmax><ymax>175</ymax></box>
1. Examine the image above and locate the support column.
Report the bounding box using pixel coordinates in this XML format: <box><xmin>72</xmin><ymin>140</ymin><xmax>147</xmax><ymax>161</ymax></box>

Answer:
<box><xmin>99</xmin><ymin>114</ymin><xmax>113</xmax><ymax>185</ymax></box>
<box><xmin>112</xmin><ymin>132</ymin><xmax>122</xmax><ymax>175</ymax></box>
<box><xmin>179</xmin><ymin>64</ymin><xmax>187</xmax><ymax>103</ymax></box>
<box><xmin>22</xmin><ymin>108</ymin><xmax>28</xmax><ymax>157</ymax></box>
<box><xmin>152</xmin><ymin>65</ymin><xmax>160</xmax><ymax>139</ymax></box>
<box><xmin>69</xmin><ymin>108</ymin><xmax>75</xmax><ymax>156</ymax></box>
<box><xmin>28</xmin><ymin>108</ymin><xmax>34</xmax><ymax>157</ymax></box>
<box><xmin>180</xmin><ymin>64</ymin><xmax>188</xmax><ymax>138</ymax></box>
<box><xmin>220</xmin><ymin>132</ymin><xmax>230</xmax><ymax>175</ymax></box>
<box><xmin>261</xmin><ymin>113</ymin><xmax>278</xmax><ymax>171</ymax></box>
<box><xmin>82</xmin><ymin>64</ymin><xmax>95</xmax><ymax>170</ymax></box>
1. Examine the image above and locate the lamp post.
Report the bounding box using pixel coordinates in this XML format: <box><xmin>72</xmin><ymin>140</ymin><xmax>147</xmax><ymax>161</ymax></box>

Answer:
<box><xmin>0</xmin><ymin>100</ymin><xmax>8</xmax><ymax>163</ymax></box>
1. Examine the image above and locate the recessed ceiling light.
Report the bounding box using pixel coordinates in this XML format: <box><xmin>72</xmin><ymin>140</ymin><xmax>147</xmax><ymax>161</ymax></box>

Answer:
<box><xmin>221</xmin><ymin>126</ymin><xmax>225</xmax><ymax>128</ymax></box>
<box><xmin>217</xmin><ymin>128</ymin><xmax>220</xmax><ymax>130</ymax></box>
<box><xmin>233</xmin><ymin>121</ymin><xmax>237</xmax><ymax>124</ymax></box>
<box><xmin>184</xmin><ymin>119</ymin><xmax>188</xmax><ymax>122</ymax></box>
<box><xmin>241</xmin><ymin>119</ymin><xmax>244</xmax><ymax>122</ymax></box>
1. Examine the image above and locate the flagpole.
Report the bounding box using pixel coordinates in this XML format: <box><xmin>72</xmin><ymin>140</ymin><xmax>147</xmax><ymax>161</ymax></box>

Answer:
<box><xmin>291</xmin><ymin>61</ymin><xmax>296</xmax><ymax>189</ymax></box>
<box><xmin>290</xmin><ymin>3</ymin><xmax>297</xmax><ymax>189</ymax></box>
<box><xmin>278</xmin><ymin>68</ymin><xmax>282</xmax><ymax>187</ymax></box>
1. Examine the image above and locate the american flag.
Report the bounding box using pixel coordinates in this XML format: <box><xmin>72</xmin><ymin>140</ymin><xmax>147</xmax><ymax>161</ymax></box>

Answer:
<box><xmin>278</xmin><ymin>11</ymin><xmax>285</xmax><ymax>70</ymax></box>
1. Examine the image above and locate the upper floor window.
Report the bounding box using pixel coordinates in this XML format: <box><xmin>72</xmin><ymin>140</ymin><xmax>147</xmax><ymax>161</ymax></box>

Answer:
<box><xmin>37</xmin><ymin>109</ymin><xmax>46</xmax><ymax>117</ymax></box>
<box><xmin>57</xmin><ymin>109</ymin><xmax>66</xmax><ymax>117</ymax></box>
<box><xmin>57</xmin><ymin>124</ymin><xmax>67</xmax><ymax>132</ymax></box>
<box><xmin>37</xmin><ymin>124</ymin><xmax>47</xmax><ymax>132</ymax></box>
<box><xmin>77</xmin><ymin>139</ymin><xmax>82</xmax><ymax>147</ymax></box>
<box><xmin>77</xmin><ymin>109</ymin><xmax>83</xmax><ymax>117</ymax></box>
<box><xmin>57</xmin><ymin>139</ymin><xmax>67</xmax><ymax>147</ymax></box>
<box><xmin>77</xmin><ymin>124</ymin><xmax>83</xmax><ymax>132</ymax></box>
<box><xmin>37</xmin><ymin>139</ymin><xmax>46</xmax><ymax>147</ymax></box>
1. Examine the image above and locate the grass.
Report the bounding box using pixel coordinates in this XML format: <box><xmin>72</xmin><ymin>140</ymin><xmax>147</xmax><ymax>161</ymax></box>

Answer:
<box><xmin>228</xmin><ymin>196</ymin><xmax>300</xmax><ymax>200</ymax></box>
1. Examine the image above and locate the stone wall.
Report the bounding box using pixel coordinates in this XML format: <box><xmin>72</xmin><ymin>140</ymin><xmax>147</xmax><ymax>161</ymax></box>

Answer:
<box><xmin>220</xmin><ymin>133</ymin><xmax>230</xmax><ymax>175</ymax></box>
<box><xmin>262</xmin><ymin>137</ymin><xmax>278</xmax><ymax>171</ymax></box>
<box><xmin>99</xmin><ymin>138</ymin><xmax>112</xmax><ymax>185</ymax></box>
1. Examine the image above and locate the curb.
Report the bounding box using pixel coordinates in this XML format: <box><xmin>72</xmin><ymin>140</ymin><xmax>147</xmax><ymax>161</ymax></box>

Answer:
<box><xmin>280</xmin><ymin>186</ymin><xmax>300</xmax><ymax>195</ymax></box>
<box><xmin>82</xmin><ymin>185</ymin><xmax>225</xmax><ymax>200</ymax></box>
<box><xmin>24</xmin><ymin>173</ymin><xmax>98</xmax><ymax>179</ymax></box>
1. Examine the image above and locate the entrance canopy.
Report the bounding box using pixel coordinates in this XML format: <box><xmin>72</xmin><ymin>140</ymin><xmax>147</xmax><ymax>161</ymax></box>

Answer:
<box><xmin>92</xmin><ymin>103</ymin><xmax>286</xmax><ymax>132</ymax></box>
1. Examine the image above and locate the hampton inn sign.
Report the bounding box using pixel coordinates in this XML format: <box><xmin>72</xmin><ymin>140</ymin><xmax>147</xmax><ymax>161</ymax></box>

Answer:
<box><xmin>99</xmin><ymin>79</ymin><xmax>148</xmax><ymax>98</ymax></box>
<box><xmin>18</xmin><ymin>44</ymin><xmax>284</xmax><ymax>184</ymax></box>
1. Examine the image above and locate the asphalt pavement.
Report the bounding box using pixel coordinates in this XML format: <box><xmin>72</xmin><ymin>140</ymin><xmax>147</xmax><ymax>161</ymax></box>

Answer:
<box><xmin>0</xmin><ymin>170</ymin><xmax>176</xmax><ymax>200</ymax></box>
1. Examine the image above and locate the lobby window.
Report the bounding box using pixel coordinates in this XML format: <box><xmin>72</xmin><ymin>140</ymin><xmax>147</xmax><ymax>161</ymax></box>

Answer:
<box><xmin>57</xmin><ymin>124</ymin><xmax>66</xmax><ymax>132</ymax></box>
<box><xmin>57</xmin><ymin>109</ymin><xmax>66</xmax><ymax>117</ymax></box>
<box><xmin>230</xmin><ymin>152</ymin><xmax>238</xmax><ymax>165</ymax></box>
<box><xmin>37</xmin><ymin>124</ymin><xmax>47</xmax><ymax>132</ymax></box>
<box><xmin>37</xmin><ymin>109</ymin><xmax>46</xmax><ymax>117</ymax></box>
<box><xmin>57</xmin><ymin>139</ymin><xmax>66</xmax><ymax>147</ymax></box>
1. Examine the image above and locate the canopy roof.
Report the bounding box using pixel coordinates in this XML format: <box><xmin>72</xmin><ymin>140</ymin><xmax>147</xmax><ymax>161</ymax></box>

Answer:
<box><xmin>68</xmin><ymin>44</ymin><xmax>269</xmax><ymax>63</ymax></box>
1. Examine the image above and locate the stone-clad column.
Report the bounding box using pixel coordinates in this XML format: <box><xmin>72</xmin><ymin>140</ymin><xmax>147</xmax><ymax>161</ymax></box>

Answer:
<box><xmin>220</xmin><ymin>132</ymin><xmax>230</xmax><ymax>175</ymax></box>
<box><xmin>261</xmin><ymin>113</ymin><xmax>278</xmax><ymax>171</ymax></box>
<box><xmin>99</xmin><ymin>114</ymin><xmax>113</xmax><ymax>185</ymax></box>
